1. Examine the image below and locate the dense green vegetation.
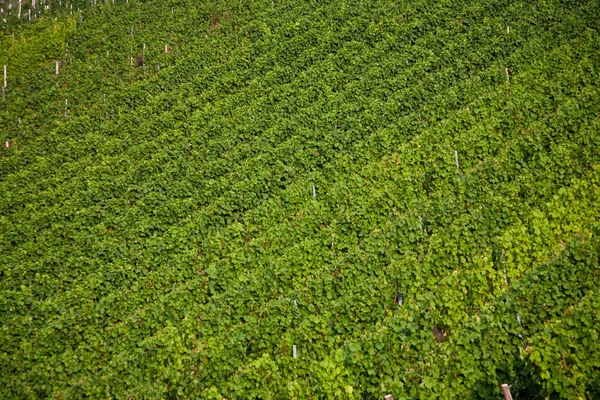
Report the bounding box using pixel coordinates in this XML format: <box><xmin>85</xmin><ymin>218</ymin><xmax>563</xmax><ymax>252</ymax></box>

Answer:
<box><xmin>1</xmin><ymin>0</ymin><xmax>599</xmax><ymax>398</ymax></box>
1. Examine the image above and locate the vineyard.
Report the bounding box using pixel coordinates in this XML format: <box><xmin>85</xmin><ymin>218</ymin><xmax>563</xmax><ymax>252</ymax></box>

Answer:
<box><xmin>1</xmin><ymin>0</ymin><xmax>599</xmax><ymax>398</ymax></box>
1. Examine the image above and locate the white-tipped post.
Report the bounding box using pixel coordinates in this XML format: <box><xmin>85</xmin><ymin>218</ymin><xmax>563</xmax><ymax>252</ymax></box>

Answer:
<box><xmin>501</xmin><ymin>384</ymin><xmax>513</xmax><ymax>400</ymax></box>
<box><xmin>312</xmin><ymin>184</ymin><xmax>316</xmax><ymax>199</ymax></box>
<box><xmin>292</xmin><ymin>345</ymin><xmax>297</xmax><ymax>359</ymax></box>
<box><xmin>454</xmin><ymin>150</ymin><xmax>459</xmax><ymax>169</ymax></box>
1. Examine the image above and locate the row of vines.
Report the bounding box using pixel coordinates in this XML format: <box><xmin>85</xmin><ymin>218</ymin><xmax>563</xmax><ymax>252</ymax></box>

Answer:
<box><xmin>1</xmin><ymin>0</ymin><xmax>599</xmax><ymax>398</ymax></box>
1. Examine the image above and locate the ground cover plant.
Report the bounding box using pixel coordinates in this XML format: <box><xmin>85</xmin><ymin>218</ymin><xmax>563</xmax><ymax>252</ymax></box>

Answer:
<box><xmin>1</xmin><ymin>0</ymin><xmax>599</xmax><ymax>398</ymax></box>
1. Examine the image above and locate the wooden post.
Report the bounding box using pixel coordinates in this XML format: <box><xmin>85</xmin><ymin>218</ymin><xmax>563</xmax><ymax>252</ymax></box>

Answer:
<box><xmin>3</xmin><ymin>65</ymin><xmax>6</xmax><ymax>88</ymax></box>
<box><xmin>505</xmin><ymin>68</ymin><xmax>510</xmax><ymax>83</ymax></box>
<box><xmin>501</xmin><ymin>384</ymin><xmax>513</xmax><ymax>400</ymax></box>
<box><xmin>384</xmin><ymin>395</ymin><xmax>394</xmax><ymax>400</ymax></box>
<box><xmin>454</xmin><ymin>150</ymin><xmax>459</xmax><ymax>169</ymax></box>
<box><xmin>18</xmin><ymin>0</ymin><xmax>21</xmax><ymax>19</ymax></box>
<box><xmin>292</xmin><ymin>345</ymin><xmax>297</xmax><ymax>358</ymax></box>
<box><xmin>56</xmin><ymin>60</ymin><xmax>60</xmax><ymax>75</ymax></box>
<box><xmin>312</xmin><ymin>185</ymin><xmax>316</xmax><ymax>199</ymax></box>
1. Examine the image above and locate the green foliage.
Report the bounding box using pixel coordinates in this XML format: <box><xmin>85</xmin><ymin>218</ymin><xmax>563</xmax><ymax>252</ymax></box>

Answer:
<box><xmin>0</xmin><ymin>18</ymin><xmax>74</xmax><ymax>81</ymax></box>
<box><xmin>1</xmin><ymin>0</ymin><xmax>599</xmax><ymax>398</ymax></box>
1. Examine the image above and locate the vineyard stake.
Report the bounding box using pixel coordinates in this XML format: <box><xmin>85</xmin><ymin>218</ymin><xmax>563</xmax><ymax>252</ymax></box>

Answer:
<box><xmin>384</xmin><ymin>395</ymin><xmax>394</xmax><ymax>400</ymax></box>
<box><xmin>501</xmin><ymin>384</ymin><xmax>513</xmax><ymax>400</ymax></box>
<box><xmin>3</xmin><ymin>65</ymin><xmax>6</xmax><ymax>88</ymax></box>
<box><xmin>312</xmin><ymin>184</ymin><xmax>316</xmax><ymax>199</ymax></box>
<box><xmin>293</xmin><ymin>345</ymin><xmax>297</xmax><ymax>358</ymax></box>
<box><xmin>454</xmin><ymin>150</ymin><xmax>460</xmax><ymax>169</ymax></box>
<box><xmin>17</xmin><ymin>0</ymin><xmax>21</xmax><ymax>19</ymax></box>
<box><xmin>395</xmin><ymin>292</ymin><xmax>403</xmax><ymax>307</ymax></box>
<box><xmin>505</xmin><ymin>68</ymin><xmax>509</xmax><ymax>83</ymax></box>
<box><xmin>56</xmin><ymin>60</ymin><xmax>60</xmax><ymax>75</ymax></box>
<box><xmin>501</xmin><ymin>250</ymin><xmax>508</xmax><ymax>284</ymax></box>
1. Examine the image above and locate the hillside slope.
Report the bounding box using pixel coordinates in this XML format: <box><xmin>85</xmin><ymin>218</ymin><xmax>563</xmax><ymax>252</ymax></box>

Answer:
<box><xmin>1</xmin><ymin>0</ymin><xmax>600</xmax><ymax>398</ymax></box>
